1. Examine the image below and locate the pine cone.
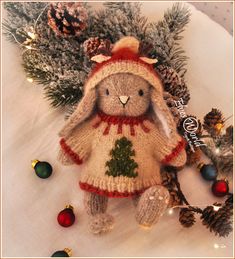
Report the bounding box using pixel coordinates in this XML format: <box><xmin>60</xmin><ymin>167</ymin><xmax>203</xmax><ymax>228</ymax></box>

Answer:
<box><xmin>186</xmin><ymin>147</ymin><xmax>202</xmax><ymax>166</ymax></box>
<box><xmin>201</xmin><ymin>203</ymin><xmax>233</xmax><ymax>237</ymax></box>
<box><xmin>157</xmin><ymin>65</ymin><xmax>190</xmax><ymax>104</ymax></box>
<box><xmin>179</xmin><ymin>208</ymin><xmax>196</xmax><ymax>228</ymax></box>
<box><xmin>169</xmin><ymin>190</ymin><xmax>182</xmax><ymax>207</ymax></box>
<box><xmin>157</xmin><ymin>65</ymin><xmax>181</xmax><ymax>90</ymax></box>
<box><xmin>163</xmin><ymin>92</ymin><xmax>180</xmax><ymax>124</ymax></box>
<box><xmin>83</xmin><ymin>37</ymin><xmax>112</xmax><ymax>58</ymax></box>
<box><xmin>161</xmin><ymin>170</ymin><xmax>176</xmax><ymax>190</ymax></box>
<box><xmin>48</xmin><ymin>2</ymin><xmax>88</xmax><ymax>37</ymax></box>
<box><xmin>203</xmin><ymin>108</ymin><xmax>225</xmax><ymax>136</ymax></box>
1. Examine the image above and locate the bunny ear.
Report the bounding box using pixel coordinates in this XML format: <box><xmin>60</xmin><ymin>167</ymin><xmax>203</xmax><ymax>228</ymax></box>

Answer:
<box><xmin>91</xmin><ymin>54</ymin><xmax>111</xmax><ymax>63</ymax></box>
<box><xmin>59</xmin><ymin>88</ymin><xmax>97</xmax><ymax>138</ymax></box>
<box><xmin>150</xmin><ymin>88</ymin><xmax>177</xmax><ymax>138</ymax></box>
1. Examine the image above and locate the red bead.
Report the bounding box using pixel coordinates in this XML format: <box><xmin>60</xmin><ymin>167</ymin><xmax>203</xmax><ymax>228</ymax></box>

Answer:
<box><xmin>57</xmin><ymin>207</ymin><xmax>75</xmax><ymax>227</ymax></box>
<box><xmin>211</xmin><ymin>180</ymin><xmax>229</xmax><ymax>197</ymax></box>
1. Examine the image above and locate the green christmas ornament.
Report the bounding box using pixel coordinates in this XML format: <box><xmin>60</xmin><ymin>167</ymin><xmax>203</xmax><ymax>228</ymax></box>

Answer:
<box><xmin>32</xmin><ymin>160</ymin><xmax>52</xmax><ymax>179</ymax></box>
<box><xmin>51</xmin><ymin>248</ymin><xmax>72</xmax><ymax>257</ymax></box>
<box><xmin>105</xmin><ymin>137</ymin><xmax>138</xmax><ymax>178</ymax></box>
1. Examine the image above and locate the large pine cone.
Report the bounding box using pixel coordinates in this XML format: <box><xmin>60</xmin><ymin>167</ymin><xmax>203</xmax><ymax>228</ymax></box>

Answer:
<box><xmin>203</xmin><ymin>108</ymin><xmax>225</xmax><ymax>136</ymax></box>
<box><xmin>157</xmin><ymin>65</ymin><xmax>190</xmax><ymax>104</ymax></box>
<box><xmin>83</xmin><ymin>37</ymin><xmax>112</xmax><ymax>58</ymax></box>
<box><xmin>179</xmin><ymin>208</ymin><xmax>196</xmax><ymax>228</ymax></box>
<box><xmin>48</xmin><ymin>2</ymin><xmax>88</xmax><ymax>37</ymax></box>
<box><xmin>163</xmin><ymin>92</ymin><xmax>181</xmax><ymax>124</ymax></box>
<box><xmin>201</xmin><ymin>203</ymin><xmax>233</xmax><ymax>237</ymax></box>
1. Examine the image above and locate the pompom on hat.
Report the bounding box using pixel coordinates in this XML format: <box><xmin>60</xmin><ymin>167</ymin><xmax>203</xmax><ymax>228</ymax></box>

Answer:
<box><xmin>84</xmin><ymin>36</ymin><xmax>162</xmax><ymax>95</ymax></box>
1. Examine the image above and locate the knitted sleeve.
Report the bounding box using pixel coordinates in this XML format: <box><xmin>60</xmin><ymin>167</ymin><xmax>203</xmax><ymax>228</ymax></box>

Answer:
<box><xmin>152</xmin><ymin>128</ymin><xmax>187</xmax><ymax>167</ymax></box>
<box><xmin>58</xmin><ymin>120</ymin><xmax>93</xmax><ymax>165</ymax></box>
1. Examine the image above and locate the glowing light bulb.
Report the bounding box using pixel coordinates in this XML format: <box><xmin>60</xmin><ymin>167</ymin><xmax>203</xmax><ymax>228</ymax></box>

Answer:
<box><xmin>213</xmin><ymin>205</ymin><xmax>221</xmax><ymax>211</ymax></box>
<box><xmin>27</xmin><ymin>77</ymin><xmax>34</xmax><ymax>83</ymax></box>
<box><xmin>214</xmin><ymin>243</ymin><xmax>219</xmax><ymax>249</ymax></box>
<box><xmin>27</xmin><ymin>31</ymin><xmax>36</xmax><ymax>39</ymax></box>
<box><xmin>168</xmin><ymin>208</ymin><xmax>174</xmax><ymax>215</ymax></box>
<box><xmin>215</xmin><ymin>148</ymin><xmax>220</xmax><ymax>154</ymax></box>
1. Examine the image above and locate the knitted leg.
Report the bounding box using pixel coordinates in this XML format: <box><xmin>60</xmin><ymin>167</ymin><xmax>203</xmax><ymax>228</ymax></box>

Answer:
<box><xmin>135</xmin><ymin>185</ymin><xmax>170</xmax><ymax>228</ymax></box>
<box><xmin>83</xmin><ymin>191</ymin><xmax>114</xmax><ymax>234</ymax></box>
<box><xmin>84</xmin><ymin>191</ymin><xmax>108</xmax><ymax>216</ymax></box>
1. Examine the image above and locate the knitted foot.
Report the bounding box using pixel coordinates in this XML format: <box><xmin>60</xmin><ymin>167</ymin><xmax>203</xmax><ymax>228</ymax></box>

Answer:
<box><xmin>135</xmin><ymin>185</ymin><xmax>170</xmax><ymax>228</ymax></box>
<box><xmin>89</xmin><ymin>213</ymin><xmax>114</xmax><ymax>235</ymax></box>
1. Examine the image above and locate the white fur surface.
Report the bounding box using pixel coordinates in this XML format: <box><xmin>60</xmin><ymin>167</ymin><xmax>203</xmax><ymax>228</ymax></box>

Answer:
<box><xmin>2</xmin><ymin>2</ymin><xmax>233</xmax><ymax>258</ymax></box>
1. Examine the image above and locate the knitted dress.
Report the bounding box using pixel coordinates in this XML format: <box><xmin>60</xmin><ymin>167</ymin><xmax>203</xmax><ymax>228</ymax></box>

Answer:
<box><xmin>60</xmin><ymin>111</ymin><xmax>186</xmax><ymax>198</ymax></box>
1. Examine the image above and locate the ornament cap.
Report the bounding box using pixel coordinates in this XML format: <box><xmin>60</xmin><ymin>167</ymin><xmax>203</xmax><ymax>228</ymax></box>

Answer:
<box><xmin>31</xmin><ymin>159</ymin><xmax>39</xmax><ymax>169</ymax></box>
<box><xmin>65</xmin><ymin>205</ymin><xmax>74</xmax><ymax>210</ymax></box>
<box><xmin>197</xmin><ymin>162</ymin><xmax>204</xmax><ymax>170</ymax></box>
<box><xmin>64</xmin><ymin>248</ymin><xmax>72</xmax><ymax>257</ymax></box>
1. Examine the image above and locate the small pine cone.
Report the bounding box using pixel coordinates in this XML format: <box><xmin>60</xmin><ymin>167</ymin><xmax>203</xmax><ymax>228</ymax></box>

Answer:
<box><xmin>186</xmin><ymin>147</ymin><xmax>202</xmax><ymax>166</ymax></box>
<box><xmin>168</xmin><ymin>190</ymin><xmax>182</xmax><ymax>207</ymax></box>
<box><xmin>48</xmin><ymin>2</ymin><xmax>88</xmax><ymax>37</ymax></box>
<box><xmin>177</xmin><ymin>115</ymin><xmax>202</xmax><ymax>136</ymax></box>
<box><xmin>83</xmin><ymin>37</ymin><xmax>112</xmax><ymax>58</ymax></box>
<box><xmin>161</xmin><ymin>170</ymin><xmax>176</xmax><ymax>189</ymax></box>
<box><xmin>203</xmin><ymin>108</ymin><xmax>225</xmax><ymax>136</ymax></box>
<box><xmin>179</xmin><ymin>208</ymin><xmax>196</xmax><ymax>228</ymax></box>
<box><xmin>163</xmin><ymin>92</ymin><xmax>180</xmax><ymax>124</ymax></box>
<box><xmin>201</xmin><ymin>203</ymin><xmax>233</xmax><ymax>237</ymax></box>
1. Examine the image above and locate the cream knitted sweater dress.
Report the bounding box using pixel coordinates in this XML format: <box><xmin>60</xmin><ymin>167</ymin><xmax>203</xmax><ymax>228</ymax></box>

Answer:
<box><xmin>60</xmin><ymin>111</ymin><xmax>186</xmax><ymax>198</ymax></box>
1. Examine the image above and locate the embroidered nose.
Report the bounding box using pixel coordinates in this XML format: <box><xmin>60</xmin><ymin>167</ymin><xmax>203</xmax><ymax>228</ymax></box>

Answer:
<box><xmin>119</xmin><ymin>96</ymin><xmax>130</xmax><ymax>105</ymax></box>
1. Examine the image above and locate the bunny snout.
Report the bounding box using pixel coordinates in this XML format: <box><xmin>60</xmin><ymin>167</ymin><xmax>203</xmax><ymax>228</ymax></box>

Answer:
<box><xmin>119</xmin><ymin>95</ymin><xmax>130</xmax><ymax>106</ymax></box>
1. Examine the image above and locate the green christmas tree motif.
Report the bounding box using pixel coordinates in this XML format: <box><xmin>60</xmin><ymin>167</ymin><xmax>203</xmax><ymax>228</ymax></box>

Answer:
<box><xmin>105</xmin><ymin>137</ymin><xmax>138</xmax><ymax>178</ymax></box>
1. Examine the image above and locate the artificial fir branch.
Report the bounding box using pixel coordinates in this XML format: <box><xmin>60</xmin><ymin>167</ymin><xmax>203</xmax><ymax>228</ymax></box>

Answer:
<box><xmin>4</xmin><ymin>2</ymin><xmax>190</xmax><ymax>108</ymax></box>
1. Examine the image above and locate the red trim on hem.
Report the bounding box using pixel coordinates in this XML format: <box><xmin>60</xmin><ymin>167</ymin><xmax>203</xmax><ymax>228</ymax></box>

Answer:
<box><xmin>60</xmin><ymin>138</ymin><xmax>83</xmax><ymax>165</ymax></box>
<box><xmin>79</xmin><ymin>181</ymin><xmax>145</xmax><ymax>198</ymax></box>
<box><xmin>161</xmin><ymin>139</ymin><xmax>186</xmax><ymax>165</ymax></box>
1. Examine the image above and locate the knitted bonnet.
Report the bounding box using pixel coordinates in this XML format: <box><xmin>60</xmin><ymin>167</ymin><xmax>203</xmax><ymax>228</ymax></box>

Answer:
<box><xmin>59</xmin><ymin>36</ymin><xmax>176</xmax><ymax>138</ymax></box>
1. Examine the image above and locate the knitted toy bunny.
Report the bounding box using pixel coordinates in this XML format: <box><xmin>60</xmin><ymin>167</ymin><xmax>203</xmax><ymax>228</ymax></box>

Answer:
<box><xmin>58</xmin><ymin>37</ymin><xmax>186</xmax><ymax>234</ymax></box>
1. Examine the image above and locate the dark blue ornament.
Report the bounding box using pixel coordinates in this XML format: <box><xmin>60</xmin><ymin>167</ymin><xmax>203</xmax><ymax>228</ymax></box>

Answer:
<box><xmin>200</xmin><ymin>164</ymin><xmax>218</xmax><ymax>181</ymax></box>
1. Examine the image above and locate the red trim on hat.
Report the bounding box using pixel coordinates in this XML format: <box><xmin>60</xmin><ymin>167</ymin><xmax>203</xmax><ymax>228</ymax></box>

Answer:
<box><xmin>79</xmin><ymin>181</ymin><xmax>145</xmax><ymax>198</ymax></box>
<box><xmin>88</xmin><ymin>48</ymin><xmax>159</xmax><ymax>81</ymax></box>
<box><xmin>161</xmin><ymin>139</ymin><xmax>186</xmax><ymax>165</ymax></box>
<box><xmin>60</xmin><ymin>138</ymin><xmax>83</xmax><ymax>165</ymax></box>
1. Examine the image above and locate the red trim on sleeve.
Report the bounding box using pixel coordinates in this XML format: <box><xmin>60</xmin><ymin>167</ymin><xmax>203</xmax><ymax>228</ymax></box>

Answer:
<box><xmin>79</xmin><ymin>182</ymin><xmax>145</xmax><ymax>198</ymax></box>
<box><xmin>60</xmin><ymin>138</ymin><xmax>83</xmax><ymax>165</ymax></box>
<box><xmin>161</xmin><ymin>139</ymin><xmax>186</xmax><ymax>165</ymax></box>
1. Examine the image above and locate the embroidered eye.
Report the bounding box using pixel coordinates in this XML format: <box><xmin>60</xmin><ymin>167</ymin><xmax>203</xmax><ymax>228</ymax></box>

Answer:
<box><xmin>106</xmin><ymin>89</ymin><xmax>109</xmax><ymax>95</ymax></box>
<box><xmin>138</xmin><ymin>89</ymin><xmax>144</xmax><ymax>96</ymax></box>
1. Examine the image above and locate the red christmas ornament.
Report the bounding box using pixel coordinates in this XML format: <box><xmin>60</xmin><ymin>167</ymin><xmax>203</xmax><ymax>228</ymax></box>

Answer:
<box><xmin>57</xmin><ymin>205</ymin><xmax>75</xmax><ymax>227</ymax></box>
<box><xmin>211</xmin><ymin>180</ymin><xmax>229</xmax><ymax>197</ymax></box>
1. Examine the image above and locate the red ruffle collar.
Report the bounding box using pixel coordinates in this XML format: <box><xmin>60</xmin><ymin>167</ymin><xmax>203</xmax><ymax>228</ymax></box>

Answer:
<box><xmin>92</xmin><ymin>111</ymin><xmax>153</xmax><ymax>136</ymax></box>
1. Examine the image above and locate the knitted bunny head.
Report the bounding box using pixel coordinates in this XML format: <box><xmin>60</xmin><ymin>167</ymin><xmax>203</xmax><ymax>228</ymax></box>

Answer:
<box><xmin>97</xmin><ymin>73</ymin><xmax>150</xmax><ymax>117</ymax></box>
<box><xmin>59</xmin><ymin>36</ymin><xmax>176</xmax><ymax>139</ymax></box>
